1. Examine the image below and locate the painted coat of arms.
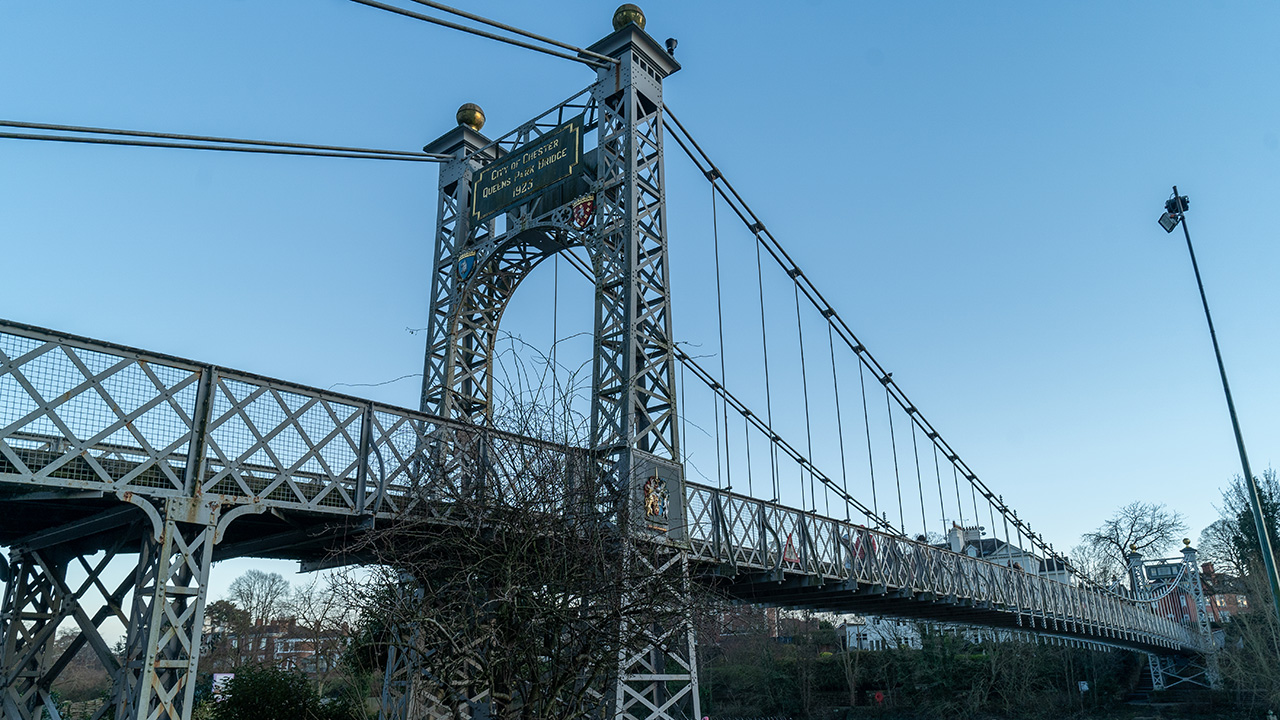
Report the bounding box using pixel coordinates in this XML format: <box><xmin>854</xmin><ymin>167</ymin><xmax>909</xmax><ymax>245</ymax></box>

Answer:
<box><xmin>570</xmin><ymin>194</ymin><xmax>595</xmax><ymax>230</ymax></box>
<box><xmin>456</xmin><ymin>251</ymin><xmax>476</xmax><ymax>280</ymax></box>
<box><xmin>642</xmin><ymin>474</ymin><xmax>668</xmax><ymax>526</ymax></box>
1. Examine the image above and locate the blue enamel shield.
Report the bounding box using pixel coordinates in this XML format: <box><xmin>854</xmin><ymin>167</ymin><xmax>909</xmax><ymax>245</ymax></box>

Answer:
<box><xmin>456</xmin><ymin>252</ymin><xmax>476</xmax><ymax>280</ymax></box>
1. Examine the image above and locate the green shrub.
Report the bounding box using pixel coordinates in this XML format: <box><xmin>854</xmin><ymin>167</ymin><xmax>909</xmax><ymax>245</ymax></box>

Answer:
<box><xmin>209</xmin><ymin>665</ymin><xmax>349</xmax><ymax>720</ymax></box>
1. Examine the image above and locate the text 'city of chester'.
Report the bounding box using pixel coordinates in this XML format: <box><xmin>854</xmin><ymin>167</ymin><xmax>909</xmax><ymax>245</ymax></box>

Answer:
<box><xmin>470</xmin><ymin>116</ymin><xmax>584</xmax><ymax>225</ymax></box>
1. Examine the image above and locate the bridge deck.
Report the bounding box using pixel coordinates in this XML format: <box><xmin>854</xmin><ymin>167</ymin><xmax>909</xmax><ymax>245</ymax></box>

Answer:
<box><xmin>0</xmin><ymin>319</ymin><xmax>1201</xmax><ymax>654</ymax></box>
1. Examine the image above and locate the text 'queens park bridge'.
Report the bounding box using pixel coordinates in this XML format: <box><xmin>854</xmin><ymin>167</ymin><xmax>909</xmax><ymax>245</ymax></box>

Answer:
<box><xmin>1</xmin><ymin>7</ymin><xmax>1209</xmax><ymax>720</ymax></box>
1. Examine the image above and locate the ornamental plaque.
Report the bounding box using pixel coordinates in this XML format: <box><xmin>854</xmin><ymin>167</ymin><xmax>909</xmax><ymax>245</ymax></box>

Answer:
<box><xmin>470</xmin><ymin>116</ymin><xmax>583</xmax><ymax>224</ymax></box>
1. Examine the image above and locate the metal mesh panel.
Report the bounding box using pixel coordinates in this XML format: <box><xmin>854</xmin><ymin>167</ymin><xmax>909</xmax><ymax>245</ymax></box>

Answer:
<box><xmin>683</xmin><ymin>480</ymin><xmax>1198</xmax><ymax>650</ymax></box>
<box><xmin>1</xmin><ymin>328</ymin><xmax>196</xmax><ymax>493</ymax></box>
<box><xmin>200</xmin><ymin>374</ymin><xmax>362</xmax><ymax>510</ymax></box>
<box><xmin>0</xmin><ymin>320</ymin><xmax>1202</xmax><ymax>654</ymax></box>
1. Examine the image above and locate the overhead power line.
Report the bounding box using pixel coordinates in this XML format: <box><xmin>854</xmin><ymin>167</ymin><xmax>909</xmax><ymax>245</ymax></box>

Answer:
<box><xmin>0</xmin><ymin>120</ymin><xmax>452</xmax><ymax>162</ymax></box>
<box><xmin>348</xmin><ymin>0</ymin><xmax>616</xmax><ymax>69</ymax></box>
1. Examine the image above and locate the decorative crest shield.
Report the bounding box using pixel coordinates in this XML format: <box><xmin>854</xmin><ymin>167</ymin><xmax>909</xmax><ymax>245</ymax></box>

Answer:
<box><xmin>570</xmin><ymin>194</ymin><xmax>595</xmax><ymax>230</ymax></box>
<box><xmin>642</xmin><ymin>473</ymin><xmax>669</xmax><ymax>528</ymax></box>
<box><xmin>456</xmin><ymin>251</ymin><xmax>476</xmax><ymax>280</ymax></box>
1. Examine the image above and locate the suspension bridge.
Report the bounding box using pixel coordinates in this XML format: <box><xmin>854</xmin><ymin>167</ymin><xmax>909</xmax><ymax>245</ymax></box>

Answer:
<box><xmin>1</xmin><ymin>5</ymin><xmax>1217</xmax><ymax>720</ymax></box>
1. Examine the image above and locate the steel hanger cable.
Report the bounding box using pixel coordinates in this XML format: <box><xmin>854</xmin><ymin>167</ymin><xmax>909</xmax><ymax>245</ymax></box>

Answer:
<box><xmin>827</xmin><ymin>323</ymin><xmax>850</xmax><ymax>521</ymax></box>
<box><xmin>754</xmin><ymin>230</ymin><xmax>779</xmax><ymax>503</ymax></box>
<box><xmin>663</xmin><ymin>104</ymin><xmax>1085</xmax><ymax>579</ymax></box>
<box><xmin>858</xmin><ymin>360</ymin><xmax>879</xmax><ymax>519</ymax></box>
<box><xmin>712</xmin><ymin>183</ymin><xmax>732</xmax><ymax>492</ymax></box>
<box><xmin>933</xmin><ymin>443</ymin><xmax>947</xmax><ymax>536</ymax></box>
<box><xmin>885</xmin><ymin>384</ymin><xmax>905</xmax><ymax>532</ymax></box>
<box><xmin>561</xmin><ymin>247</ymin><xmax>895</xmax><ymax>531</ymax></box>
<box><xmin>911</xmin><ymin>418</ymin><xmax>927</xmax><ymax>535</ymax></box>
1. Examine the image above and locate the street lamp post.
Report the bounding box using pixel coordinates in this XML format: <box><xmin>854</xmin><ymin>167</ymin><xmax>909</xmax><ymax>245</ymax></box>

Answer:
<box><xmin>1160</xmin><ymin>185</ymin><xmax>1280</xmax><ymax>629</ymax></box>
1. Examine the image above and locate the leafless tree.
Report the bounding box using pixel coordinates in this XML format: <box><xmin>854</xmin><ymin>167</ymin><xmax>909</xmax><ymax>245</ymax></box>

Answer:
<box><xmin>1217</xmin><ymin>569</ymin><xmax>1280</xmax><ymax>710</ymax></box>
<box><xmin>1079</xmin><ymin>501</ymin><xmax>1188</xmax><ymax>585</ymax></box>
<box><xmin>227</xmin><ymin>569</ymin><xmax>291</xmax><ymax>664</ymax></box>
<box><xmin>1198</xmin><ymin>517</ymin><xmax>1249</xmax><ymax>578</ymax></box>
<box><xmin>341</xmin><ymin>334</ymin><xmax>704</xmax><ymax>720</ymax></box>
<box><xmin>228</xmin><ymin>569</ymin><xmax>291</xmax><ymax>626</ymax></box>
<box><xmin>285</xmin><ymin>574</ymin><xmax>355</xmax><ymax>694</ymax></box>
<box><xmin>1068</xmin><ymin>542</ymin><xmax>1121</xmax><ymax>587</ymax></box>
<box><xmin>48</xmin><ymin>627</ymin><xmax>111</xmax><ymax>705</ymax></box>
<box><xmin>1215</xmin><ymin>468</ymin><xmax>1280</xmax><ymax>576</ymax></box>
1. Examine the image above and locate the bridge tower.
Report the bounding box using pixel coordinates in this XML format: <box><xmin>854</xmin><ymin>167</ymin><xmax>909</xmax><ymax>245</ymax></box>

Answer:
<box><xmin>407</xmin><ymin>6</ymin><xmax>698</xmax><ymax>719</ymax></box>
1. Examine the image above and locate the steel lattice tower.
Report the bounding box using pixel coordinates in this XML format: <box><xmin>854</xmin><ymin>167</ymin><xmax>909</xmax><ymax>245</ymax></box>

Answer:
<box><xmin>412</xmin><ymin>14</ymin><xmax>698</xmax><ymax>720</ymax></box>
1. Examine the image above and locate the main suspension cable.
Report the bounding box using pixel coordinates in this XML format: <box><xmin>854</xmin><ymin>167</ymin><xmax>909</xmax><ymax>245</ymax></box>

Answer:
<box><xmin>403</xmin><ymin>0</ymin><xmax>617</xmax><ymax>65</ymax></box>
<box><xmin>349</xmin><ymin>0</ymin><xmax>615</xmax><ymax>69</ymax></box>
<box><xmin>663</xmin><ymin>105</ymin><xmax>1083</xmax><ymax>579</ymax></box>
<box><xmin>0</xmin><ymin>120</ymin><xmax>451</xmax><ymax>159</ymax></box>
<box><xmin>0</xmin><ymin>130</ymin><xmax>448</xmax><ymax>162</ymax></box>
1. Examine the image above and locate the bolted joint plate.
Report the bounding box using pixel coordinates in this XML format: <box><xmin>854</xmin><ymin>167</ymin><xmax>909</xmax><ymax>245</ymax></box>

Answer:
<box><xmin>164</xmin><ymin>496</ymin><xmax>220</xmax><ymax>526</ymax></box>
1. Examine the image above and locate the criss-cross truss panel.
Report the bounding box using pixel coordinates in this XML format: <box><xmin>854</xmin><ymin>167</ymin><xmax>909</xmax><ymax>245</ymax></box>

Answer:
<box><xmin>421</xmin><ymin>87</ymin><xmax>600</xmax><ymax>428</ymax></box>
<box><xmin>422</xmin><ymin>64</ymin><xmax>681</xmax><ymax>474</ymax></box>
<box><xmin>683</xmin><ymin>483</ymin><xmax>1201</xmax><ymax>653</ymax></box>
<box><xmin>199</xmin><ymin>372</ymin><xmax>364</xmax><ymax>511</ymax></box>
<box><xmin>0</xmin><ymin>320</ymin><xmax>587</xmax><ymax>523</ymax></box>
<box><xmin>0</xmin><ymin>323</ymin><xmax>199</xmax><ymax>496</ymax></box>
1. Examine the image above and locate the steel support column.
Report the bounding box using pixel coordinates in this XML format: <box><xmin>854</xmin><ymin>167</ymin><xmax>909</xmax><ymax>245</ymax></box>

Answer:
<box><xmin>1180</xmin><ymin>544</ymin><xmax>1221</xmax><ymax>689</ymax></box>
<box><xmin>586</xmin><ymin>23</ymin><xmax>696</xmax><ymax>720</ymax></box>
<box><xmin>1</xmin><ymin>549</ymin><xmax>65</xmax><ymax>720</ymax></box>
<box><xmin>414</xmin><ymin>16</ymin><xmax>695</xmax><ymax>720</ymax></box>
<box><xmin>613</xmin><ymin>548</ymin><xmax>699</xmax><ymax>720</ymax></box>
<box><xmin>114</xmin><ymin>498</ymin><xmax>218</xmax><ymax>720</ymax></box>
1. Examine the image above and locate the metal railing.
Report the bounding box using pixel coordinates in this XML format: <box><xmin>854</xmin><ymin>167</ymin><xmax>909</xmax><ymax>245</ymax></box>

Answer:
<box><xmin>0</xmin><ymin>319</ymin><xmax>581</xmax><ymax>518</ymax></box>
<box><xmin>0</xmin><ymin>318</ymin><xmax>1203</xmax><ymax>653</ymax></box>
<box><xmin>682</xmin><ymin>485</ymin><xmax>1202</xmax><ymax>652</ymax></box>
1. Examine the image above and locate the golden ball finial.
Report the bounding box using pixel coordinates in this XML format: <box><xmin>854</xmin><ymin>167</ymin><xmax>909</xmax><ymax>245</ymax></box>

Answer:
<box><xmin>456</xmin><ymin>103</ymin><xmax>485</xmax><ymax>132</ymax></box>
<box><xmin>613</xmin><ymin>4</ymin><xmax>646</xmax><ymax>31</ymax></box>
<box><xmin>1129</xmin><ymin>543</ymin><xmax>1138</xmax><ymax>552</ymax></box>
<box><xmin>1183</xmin><ymin>538</ymin><xmax>1192</xmax><ymax>547</ymax></box>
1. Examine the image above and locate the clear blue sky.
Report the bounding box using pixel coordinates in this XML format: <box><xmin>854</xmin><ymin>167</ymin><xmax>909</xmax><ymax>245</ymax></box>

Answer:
<box><xmin>3</xmin><ymin>2</ymin><xmax>1279</xmax><ymax>603</ymax></box>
